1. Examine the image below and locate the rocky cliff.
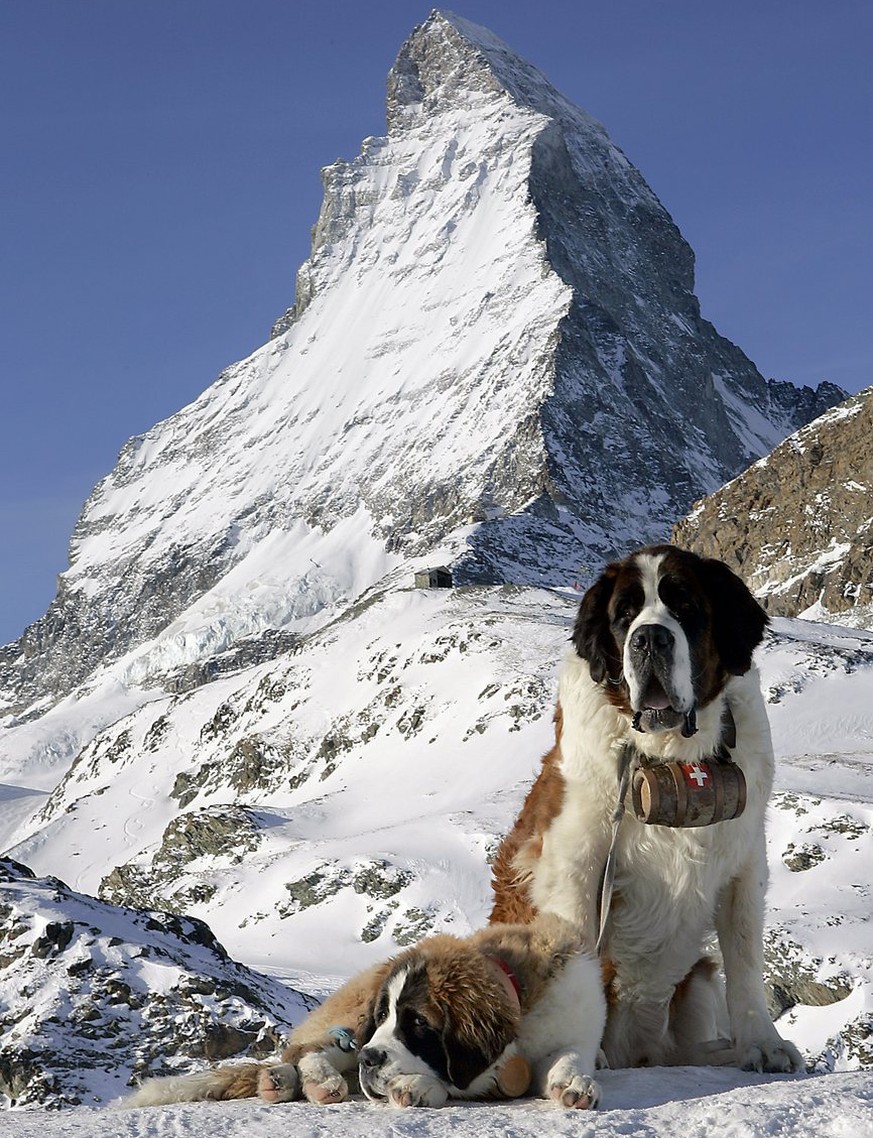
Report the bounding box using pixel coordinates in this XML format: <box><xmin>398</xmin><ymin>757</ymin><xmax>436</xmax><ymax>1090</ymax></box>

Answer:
<box><xmin>674</xmin><ymin>386</ymin><xmax>873</xmax><ymax>627</ymax></box>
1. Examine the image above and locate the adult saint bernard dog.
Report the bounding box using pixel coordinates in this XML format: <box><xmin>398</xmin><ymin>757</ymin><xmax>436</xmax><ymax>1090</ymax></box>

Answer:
<box><xmin>490</xmin><ymin>544</ymin><xmax>804</xmax><ymax>1074</ymax></box>
<box><xmin>128</xmin><ymin>915</ymin><xmax>606</xmax><ymax>1111</ymax></box>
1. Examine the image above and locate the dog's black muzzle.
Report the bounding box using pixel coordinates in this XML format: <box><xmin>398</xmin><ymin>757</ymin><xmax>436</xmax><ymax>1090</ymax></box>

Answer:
<box><xmin>358</xmin><ymin>1046</ymin><xmax>389</xmax><ymax>1101</ymax></box>
<box><xmin>627</xmin><ymin>623</ymin><xmax>696</xmax><ymax>735</ymax></box>
<box><xmin>628</xmin><ymin>623</ymin><xmax>675</xmax><ymax>670</ymax></box>
<box><xmin>628</xmin><ymin>624</ymin><xmax>678</xmax><ymax>708</ymax></box>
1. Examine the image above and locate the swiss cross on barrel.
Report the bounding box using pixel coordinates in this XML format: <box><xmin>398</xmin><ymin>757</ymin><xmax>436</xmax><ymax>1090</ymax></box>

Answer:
<box><xmin>679</xmin><ymin>762</ymin><xmax>710</xmax><ymax>787</ymax></box>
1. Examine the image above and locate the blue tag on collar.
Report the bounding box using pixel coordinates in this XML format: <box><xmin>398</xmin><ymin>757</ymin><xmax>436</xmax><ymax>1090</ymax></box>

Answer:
<box><xmin>327</xmin><ymin>1026</ymin><xmax>357</xmax><ymax>1052</ymax></box>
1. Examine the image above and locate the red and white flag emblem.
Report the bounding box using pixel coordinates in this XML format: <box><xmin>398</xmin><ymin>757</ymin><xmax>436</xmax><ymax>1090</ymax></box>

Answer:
<box><xmin>680</xmin><ymin>762</ymin><xmax>709</xmax><ymax>788</ymax></box>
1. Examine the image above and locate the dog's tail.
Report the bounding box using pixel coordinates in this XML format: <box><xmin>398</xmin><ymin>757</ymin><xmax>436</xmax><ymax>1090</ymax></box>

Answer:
<box><xmin>126</xmin><ymin>1061</ymin><xmax>266</xmax><ymax>1107</ymax></box>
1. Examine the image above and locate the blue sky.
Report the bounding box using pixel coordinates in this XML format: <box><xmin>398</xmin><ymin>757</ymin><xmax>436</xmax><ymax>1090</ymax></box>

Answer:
<box><xmin>1</xmin><ymin>0</ymin><xmax>870</xmax><ymax>646</ymax></box>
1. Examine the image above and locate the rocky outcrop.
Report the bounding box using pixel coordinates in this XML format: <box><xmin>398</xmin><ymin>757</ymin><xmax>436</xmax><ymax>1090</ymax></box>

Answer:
<box><xmin>673</xmin><ymin>386</ymin><xmax>873</xmax><ymax>625</ymax></box>
<box><xmin>0</xmin><ymin>858</ymin><xmax>312</xmax><ymax>1107</ymax></box>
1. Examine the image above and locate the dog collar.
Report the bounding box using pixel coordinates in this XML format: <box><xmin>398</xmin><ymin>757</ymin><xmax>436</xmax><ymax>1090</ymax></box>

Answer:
<box><xmin>490</xmin><ymin>957</ymin><xmax>522</xmax><ymax>1011</ymax></box>
<box><xmin>326</xmin><ymin>1026</ymin><xmax>357</xmax><ymax>1053</ymax></box>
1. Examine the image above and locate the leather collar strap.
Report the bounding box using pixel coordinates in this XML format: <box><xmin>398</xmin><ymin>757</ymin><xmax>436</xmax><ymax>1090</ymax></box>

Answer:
<box><xmin>595</xmin><ymin>744</ymin><xmax>634</xmax><ymax>955</ymax></box>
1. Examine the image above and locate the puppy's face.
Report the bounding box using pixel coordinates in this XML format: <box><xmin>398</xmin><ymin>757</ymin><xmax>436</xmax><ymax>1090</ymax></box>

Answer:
<box><xmin>572</xmin><ymin>546</ymin><xmax>766</xmax><ymax>732</ymax></box>
<box><xmin>358</xmin><ymin>943</ymin><xmax>518</xmax><ymax>1105</ymax></box>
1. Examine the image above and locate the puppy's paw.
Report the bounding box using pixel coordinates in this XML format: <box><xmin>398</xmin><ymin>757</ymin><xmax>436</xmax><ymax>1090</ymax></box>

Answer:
<box><xmin>302</xmin><ymin>1076</ymin><xmax>348</xmax><ymax>1105</ymax></box>
<box><xmin>297</xmin><ymin>1052</ymin><xmax>349</xmax><ymax>1104</ymax></box>
<box><xmin>544</xmin><ymin>1054</ymin><xmax>600</xmax><ymax>1109</ymax></box>
<box><xmin>549</xmin><ymin>1072</ymin><xmax>600</xmax><ymax>1109</ymax></box>
<box><xmin>737</xmin><ymin>1036</ymin><xmax>805</xmax><ymax>1074</ymax></box>
<box><xmin>386</xmin><ymin>1074</ymin><xmax>447</xmax><ymax>1108</ymax></box>
<box><xmin>257</xmin><ymin>1063</ymin><xmax>300</xmax><ymax>1104</ymax></box>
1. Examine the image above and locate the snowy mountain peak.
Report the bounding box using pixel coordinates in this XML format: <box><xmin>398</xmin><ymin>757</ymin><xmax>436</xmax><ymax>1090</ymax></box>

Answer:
<box><xmin>386</xmin><ymin>11</ymin><xmax>600</xmax><ymax>135</ymax></box>
<box><xmin>0</xmin><ymin>13</ymin><xmax>843</xmax><ymax>738</ymax></box>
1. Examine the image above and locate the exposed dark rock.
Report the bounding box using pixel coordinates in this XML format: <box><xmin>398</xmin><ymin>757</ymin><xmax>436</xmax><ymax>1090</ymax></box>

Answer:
<box><xmin>764</xmin><ymin>929</ymin><xmax>854</xmax><ymax>1020</ymax></box>
<box><xmin>674</xmin><ymin>387</ymin><xmax>873</xmax><ymax>626</ymax></box>
<box><xmin>0</xmin><ymin>859</ymin><xmax>312</xmax><ymax>1107</ymax></box>
<box><xmin>100</xmin><ymin>807</ymin><xmax>262</xmax><ymax>913</ymax></box>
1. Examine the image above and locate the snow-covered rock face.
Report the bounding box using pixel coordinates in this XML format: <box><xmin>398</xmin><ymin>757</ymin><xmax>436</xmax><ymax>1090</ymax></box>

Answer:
<box><xmin>0</xmin><ymin>858</ymin><xmax>312</xmax><ymax>1108</ymax></box>
<box><xmin>674</xmin><ymin>386</ymin><xmax>873</xmax><ymax>628</ymax></box>
<box><xmin>0</xmin><ymin>10</ymin><xmax>841</xmax><ymax>718</ymax></box>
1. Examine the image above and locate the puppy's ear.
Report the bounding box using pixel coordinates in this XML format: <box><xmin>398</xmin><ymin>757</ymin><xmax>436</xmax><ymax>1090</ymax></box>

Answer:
<box><xmin>442</xmin><ymin>988</ymin><xmax>516</xmax><ymax>1090</ymax></box>
<box><xmin>571</xmin><ymin>565</ymin><xmax>621</xmax><ymax>683</ymax></box>
<box><xmin>699</xmin><ymin>557</ymin><xmax>768</xmax><ymax>675</ymax></box>
<box><xmin>443</xmin><ymin>1033</ymin><xmax>493</xmax><ymax>1091</ymax></box>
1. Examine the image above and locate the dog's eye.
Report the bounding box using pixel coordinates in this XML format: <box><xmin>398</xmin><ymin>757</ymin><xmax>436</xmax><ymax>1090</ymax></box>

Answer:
<box><xmin>660</xmin><ymin>581</ymin><xmax>703</xmax><ymax>628</ymax></box>
<box><xmin>613</xmin><ymin>605</ymin><xmax>635</xmax><ymax>628</ymax></box>
<box><xmin>611</xmin><ymin>590</ymin><xmax>640</xmax><ymax>628</ymax></box>
<box><xmin>374</xmin><ymin>1000</ymin><xmax>388</xmax><ymax>1024</ymax></box>
<box><xmin>410</xmin><ymin>1014</ymin><xmax>430</xmax><ymax>1036</ymax></box>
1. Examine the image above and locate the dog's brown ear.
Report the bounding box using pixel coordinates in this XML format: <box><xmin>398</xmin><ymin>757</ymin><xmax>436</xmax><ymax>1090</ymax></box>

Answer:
<box><xmin>441</xmin><ymin>990</ymin><xmax>516</xmax><ymax>1090</ymax></box>
<box><xmin>698</xmin><ymin>557</ymin><xmax>768</xmax><ymax>675</ymax></box>
<box><xmin>443</xmin><ymin>1032</ymin><xmax>493</xmax><ymax>1090</ymax></box>
<box><xmin>571</xmin><ymin>564</ymin><xmax>621</xmax><ymax>683</ymax></box>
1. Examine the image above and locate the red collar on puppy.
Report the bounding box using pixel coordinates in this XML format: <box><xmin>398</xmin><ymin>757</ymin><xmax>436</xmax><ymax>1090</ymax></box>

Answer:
<box><xmin>491</xmin><ymin>957</ymin><xmax>522</xmax><ymax>1011</ymax></box>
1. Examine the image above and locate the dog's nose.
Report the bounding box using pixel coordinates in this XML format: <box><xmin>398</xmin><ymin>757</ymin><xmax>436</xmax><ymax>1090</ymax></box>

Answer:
<box><xmin>359</xmin><ymin>1046</ymin><xmax>387</xmax><ymax>1070</ymax></box>
<box><xmin>630</xmin><ymin>624</ymin><xmax>673</xmax><ymax>655</ymax></box>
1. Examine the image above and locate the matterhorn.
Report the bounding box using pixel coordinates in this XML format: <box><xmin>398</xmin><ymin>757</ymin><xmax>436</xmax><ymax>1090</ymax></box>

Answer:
<box><xmin>0</xmin><ymin>10</ymin><xmax>840</xmax><ymax>722</ymax></box>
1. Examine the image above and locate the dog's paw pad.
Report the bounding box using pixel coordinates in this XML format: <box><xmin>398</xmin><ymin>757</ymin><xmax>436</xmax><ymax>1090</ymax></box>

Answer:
<box><xmin>303</xmin><ymin>1076</ymin><xmax>348</xmax><ymax>1105</ymax></box>
<box><xmin>258</xmin><ymin>1063</ymin><xmax>300</xmax><ymax>1104</ymax></box>
<box><xmin>550</xmin><ymin>1074</ymin><xmax>600</xmax><ymax>1110</ymax></box>
<box><xmin>386</xmin><ymin>1075</ymin><xmax>447</xmax><ymax>1109</ymax></box>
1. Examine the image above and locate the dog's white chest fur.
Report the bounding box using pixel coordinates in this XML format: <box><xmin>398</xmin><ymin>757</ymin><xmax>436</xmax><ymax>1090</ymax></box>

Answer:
<box><xmin>533</xmin><ymin>655</ymin><xmax>776</xmax><ymax>999</ymax></box>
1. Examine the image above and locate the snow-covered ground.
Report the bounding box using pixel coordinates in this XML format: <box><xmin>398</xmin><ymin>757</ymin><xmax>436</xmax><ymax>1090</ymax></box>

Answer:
<box><xmin>2</xmin><ymin>588</ymin><xmax>872</xmax><ymax>1132</ymax></box>
<box><xmin>3</xmin><ymin>1069</ymin><xmax>871</xmax><ymax>1137</ymax></box>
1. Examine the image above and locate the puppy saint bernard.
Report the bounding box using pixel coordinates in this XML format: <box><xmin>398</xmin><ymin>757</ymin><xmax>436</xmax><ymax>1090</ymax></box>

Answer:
<box><xmin>491</xmin><ymin>544</ymin><xmax>804</xmax><ymax>1073</ymax></box>
<box><xmin>128</xmin><ymin>915</ymin><xmax>606</xmax><ymax>1110</ymax></box>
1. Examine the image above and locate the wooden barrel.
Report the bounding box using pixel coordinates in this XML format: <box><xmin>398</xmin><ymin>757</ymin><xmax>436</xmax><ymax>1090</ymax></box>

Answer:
<box><xmin>630</xmin><ymin>760</ymin><xmax>746</xmax><ymax>827</ymax></box>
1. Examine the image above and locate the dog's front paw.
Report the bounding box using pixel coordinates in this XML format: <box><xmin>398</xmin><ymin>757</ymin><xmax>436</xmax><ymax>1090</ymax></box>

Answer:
<box><xmin>549</xmin><ymin>1073</ymin><xmax>600</xmax><ymax>1109</ymax></box>
<box><xmin>296</xmin><ymin>1053</ymin><xmax>349</xmax><ymax>1104</ymax></box>
<box><xmin>544</xmin><ymin>1053</ymin><xmax>601</xmax><ymax>1109</ymax></box>
<box><xmin>737</xmin><ymin>1035</ymin><xmax>805</xmax><ymax>1074</ymax></box>
<box><xmin>386</xmin><ymin>1074</ymin><xmax>448</xmax><ymax>1108</ymax></box>
<box><xmin>257</xmin><ymin>1063</ymin><xmax>301</xmax><ymax>1104</ymax></box>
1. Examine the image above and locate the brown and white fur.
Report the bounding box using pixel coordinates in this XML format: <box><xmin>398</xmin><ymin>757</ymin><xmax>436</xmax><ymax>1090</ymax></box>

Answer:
<box><xmin>128</xmin><ymin>914</ymin><xmax>606</xmax><ymax>1110</ymax></box>
<box><xmin>491</xmin><ymin>545</ymin><xmax>803</xmax><ymax>1074</ymax></box>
